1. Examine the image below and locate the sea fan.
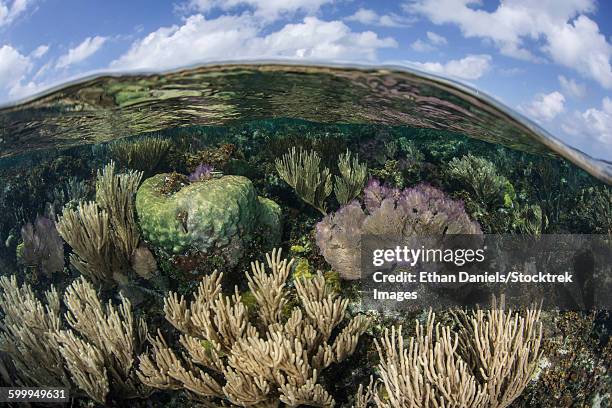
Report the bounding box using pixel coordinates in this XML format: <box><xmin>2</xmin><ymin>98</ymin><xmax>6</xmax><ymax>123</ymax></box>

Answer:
<box><xmin>316</xmin><ymin>180</ymin><xmax>481</xmax><ymax>280</ymax></box>
<box><xmin>20</xmin><ymin>216</ymin><xmax>65</xmax><ymax>276</ymax></box>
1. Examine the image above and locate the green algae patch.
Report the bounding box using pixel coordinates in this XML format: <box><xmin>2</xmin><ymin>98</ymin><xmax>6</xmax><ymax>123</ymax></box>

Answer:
<box><xmin>136</xmin><ymin>173</ymin><xmax>281</xmax><ymax>265</ymax></box>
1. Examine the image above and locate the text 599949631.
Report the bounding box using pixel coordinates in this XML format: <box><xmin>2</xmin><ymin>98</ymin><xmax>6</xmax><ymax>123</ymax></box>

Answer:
<box><xmin>0</xmin><ymin>387</ymin><xmax>69</xmax><ymax>402</ymax></box>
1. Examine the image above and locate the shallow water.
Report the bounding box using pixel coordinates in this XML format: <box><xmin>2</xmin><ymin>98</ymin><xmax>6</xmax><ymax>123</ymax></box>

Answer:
<box><xmin>0</xmin><ymin>63</ymin><xmax>610</xmax><ymax>407</ymax></box>
<box><xmin>1</xmin><ymin>63</ymin><xmax>610</xmax><ymax>182</ymax></box>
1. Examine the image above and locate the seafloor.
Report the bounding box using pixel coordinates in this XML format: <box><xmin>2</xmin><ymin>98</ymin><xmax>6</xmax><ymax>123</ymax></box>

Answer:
<box><xmin>0</xmin><ymin>119</ymin><xmax>609</xmax><ymax>407</ymax></box>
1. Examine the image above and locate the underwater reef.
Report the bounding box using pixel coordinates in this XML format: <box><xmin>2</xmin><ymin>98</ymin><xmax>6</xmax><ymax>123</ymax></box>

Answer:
<box><xmin>0</xmin><ymin>120</ymin><xmax>609</xmax><ymax>407</ymax></box>
<box><xmin>136</xmin><ymin>173</ymin><xmax>281</xmax><ymax>263</ymax></box>
<box><xmin>316</xmin><ymin>180</ymin><xmax>481</xmax><ymax>280</ymax></box>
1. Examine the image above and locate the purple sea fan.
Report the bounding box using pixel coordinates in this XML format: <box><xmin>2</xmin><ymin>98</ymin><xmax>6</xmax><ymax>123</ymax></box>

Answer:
<box><xmin>21</xmin><ymin>216</ymin><xmax>65</xmax><ymax>276</ymax></box>
<box><xmin>188</xmin><ymin>163</ymin><xmax>215</xmax><ymax>182</ymax></box>
<box><xmin>366</xmin><ymin>183</ymin><xmax>482</xmax><ymax>236</ymax></box>
<box><xmin>362</xmin><ymin>178</ymin><xmax>400</xmax><ymax>213</ymax></box>
<box><xmin>316</xmin><ymin>201</ymin><xmax>366</xmax><ymax>280</ymax></box>
<box><xmin>315</xmin><ymin>182</ymin><xmax>481</xmax><ymax>280</ymax></box>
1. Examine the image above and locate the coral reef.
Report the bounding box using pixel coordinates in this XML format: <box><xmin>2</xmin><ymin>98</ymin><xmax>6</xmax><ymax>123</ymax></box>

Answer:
<box><xmin>276</xmin><ymin>146</ymin><xmax>368</xmax><ymax>214</ymax></box>
<box><xmin>188</xmin><ymin>163</ymin><xmax>217</xmax><ymax>182</ymax></box>
<box><xmin>0</xmin><ymin>119</ymin><xmax>609</xmax><ymax>408</ymax></box>
<box><xmin>56</xmin><ymin>162</ymin><xmax>142</xmax><ymax>285</ymax></box>
<box><xmin>138</xmin><ymin>249</ymin><xmax>370</xmax><ymax>406</ymax></box>
<box><xmin>19</xmin><ymin>216</ymin><xmax>64</xmax><ymax>276</ymax></box>
<box><xmin>316</xmin><ymin>180</ymin><xmax>481</xmax><ymax>280</ymax></box>
<box><xmin>369</xmin><ymin>296</ymin><xmax>542</xmax><ymax>408</ymax></box>
<box><xmin>109</xmin><ymin>136</ymin><xmax>172</xmax><ymax>176</ymax></box>
<box><xmin>0</xmin><ymin>275</ymin><xmax>149</xmax><ymax>404</ymax></box>
<box><xmin>447</xmin><ymin>154</ymin><xmax>514</xmax><ymax>209</ymax></box>
<box><xmin>570</xmin><ymin>185</ymin><xmax>611</xmax><ymax>235</ymax></box>
<box><xmin>136</xmin><ymin>173</ymin><xmax>281</xmax><ymax>265</ymax></box>
<box><xmin>275</xmin><ymin>147</ymin><xmax>333</xmax><ymax>215</ymax></box>
<box><xmin>334</xmin><ymin>150</ymin><xmax>368</xmax><ymax>205</ymax></box>
<box><xmin>95</xmin><ymin>161</ymin><xmax>143</xmax><ymax>266</ymax></box>
<box><xmin>185</xmin><ymin>143</ymin><xmax>238</xmax><ymax>172</ymax></box>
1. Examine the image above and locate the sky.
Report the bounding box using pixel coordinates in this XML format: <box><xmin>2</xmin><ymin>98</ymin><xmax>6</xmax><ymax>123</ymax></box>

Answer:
<box><xmin>0</xmin><ymin>0</ymin><xmax>611</xmax><ymax>160</ymax></box>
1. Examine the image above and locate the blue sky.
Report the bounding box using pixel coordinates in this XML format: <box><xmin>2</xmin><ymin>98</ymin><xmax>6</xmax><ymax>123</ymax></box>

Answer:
<box><xmin>1</xmin><ymin>0</ymin><xmax>611</xmax><ymax>160</ymax></box>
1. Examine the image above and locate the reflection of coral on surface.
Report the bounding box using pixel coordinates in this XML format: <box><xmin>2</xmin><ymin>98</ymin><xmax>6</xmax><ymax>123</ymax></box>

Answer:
<box><xmin>138</xmin><ymin>249</ymin><xmax>370</xmax><ymax>406</ymax></box>
<box><xmin>316</xmin><ymin>179</ymin><xmax>481</xmax><ymax>280</ymax></box>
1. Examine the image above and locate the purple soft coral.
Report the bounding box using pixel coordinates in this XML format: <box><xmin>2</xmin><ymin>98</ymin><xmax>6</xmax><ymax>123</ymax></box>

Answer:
<box><xmin>362</xmin><ymin>178</ymin><xmax>400</xmax><ymax>212</ymax></box>
<box><xmin>316</xmin><ymin>179</ymin><xmax>481</xmax><ymax>280</ymax></box>
<box><xmin>188</xmin><ymin>164</ymin><xmax>215</xmax><ymax>182</ymax></box>
<box><xmin>21</xmin><ymin>216</ymin><xmax>65</xmax><ymax>276</ymax></box>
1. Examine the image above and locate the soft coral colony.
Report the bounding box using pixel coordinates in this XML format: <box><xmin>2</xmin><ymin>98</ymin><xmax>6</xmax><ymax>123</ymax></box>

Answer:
<box><xmin>1</xmin><ymin>129</ymin><xmax>607</xmax><ymax>407</ymax></box>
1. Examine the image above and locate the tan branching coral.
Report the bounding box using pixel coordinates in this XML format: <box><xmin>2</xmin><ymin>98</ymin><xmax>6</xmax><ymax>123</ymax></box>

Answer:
<box><xmin>453</xmin><ymin>297</ymin><xmax>543</xmax><ymax>407</ymax></box>
<box><xmin>95</xmin><ymin>161</ymin><xmax>143</xmax><ymax>264</ymax></box>
<box><xmin>138</xmin><ymin>249</ymin><xmax>371</xmax><ymax>407</ymax></box>
<box><xmin>0</xmin><ymin>275</ymin><xmax>71</xmax><ymax>388</ymax></box>
<box><xmin>353</xmin><ymin>377</ymin><xmax>376</xmax><ymax>408</ymax></box>
<box><xmin>56</xmin><ymin>277</ymin><xmax>150</xmax><ymax>404</ymax></box>
<box><xmin>57</xmin><ymin>162</ymin><xmax>143</xmax><ymax>284</ymax></box>
<box><xmin>275</xmin><ymin>147</ymin><xmax>333</xmax><ymax>215</ymax></box>
<box><xmin>0</xmin><ymin>275</ymin><xmax>149</xmax><ymax>404</ymax></box>
<box><xmin>334</xmin><ymin>150</ymin><xmax>367</xmax><ymax>205</ymax></box>
<box><xmin>56</xmin><ymin>201</ymin><xmax>121</xmax><ymax>283</ymax></box>
<box><xmin>109</xmin><ymin>136</ymin><xmax>171</xmax><ymax>176</ymax></box>
<box><xmin>373</xmin><ymin>296</ymin><xmax>542</xmax><ymax>408</ymax></box>
<box><xmin>276</xmin><ymin>147</ymin><xmax>368</xmax><ymax>214</ymax></box>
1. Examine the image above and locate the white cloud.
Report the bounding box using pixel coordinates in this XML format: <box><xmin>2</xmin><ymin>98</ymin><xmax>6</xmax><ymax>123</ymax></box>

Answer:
<box><xmin>0</xmin><ymin>45</ymin><xmax>31</xmax><ymax>92</ymax></box>
<box><xmin>408</xmin><ymin>54</ymin><xmax>492</xmax><ymax>80</ymax></box>
<box><xmin>8</xmin><ymin>79</ymin><xmax>41</xmax><ymax>98</ymax></box>
<box><xmin>345</xmin><ymin>8</ymin><xmax>413</xmax><ymax>27</ymax></box>
<box><xmin>562</xmin><ymin>97</ymin><xmax>612</xmax><ymax>146</ymax></box>
<box><xmin>426</xmin><ymin>31</ymin><xmax>446</xmax><ymax>45</ymax></box>
<box><xmin>558</xmin><ymin>74</ymin><xmax>586</xmax><ymax>98</ymax></box>
<box><xmin>410</xmin><ymin>39</ymin><xmax>434</xmax><ymax>52</ymax></box>
<box><xmin>183</xmin><ymin>0</ymin><xmax>332</xmax><ymax>21</ymax></box>
<box><xmin>30</xmin><ymin>44</ymin><xmax>48</xmax><ymax>58</ymax></box>
<box><xmin>411</xmin><ymin>30</ymin><xmax>447</xmax><ymax>52</ymax></box>
<box><xmin>111</xmin><ymin>14</ymin><xmax>397</xmax><ymax>70</ymax></box>
<box><xmin>56</xmin><ymin>36</ymin><xmax>107</xmax><ymax>68</ymax></box>
<box><xmin>406</xmin><ymin>0</ymin><xmax>612</xmax><ymax>89</ymax></box>
<box><xmin>0</xmin><ymin>0</ymin><xmax>35</xmax><ymax>26</ymax></box>
<box><xmin>0</xmin><ymin>43</ymin><xmax>55</xmax><ymax>100</ymax></box>
<box><xmin>519</xmin><ymin>91</ymin><xmax>565</xmax><ymax>122</ymax></box>
<box><xmin>543</xmin><ymin>15</ymin><xmax>611</xmax><ymax>88</ymax></box>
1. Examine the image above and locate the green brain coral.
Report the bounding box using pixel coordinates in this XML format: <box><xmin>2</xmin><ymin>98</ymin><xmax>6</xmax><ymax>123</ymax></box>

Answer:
<box><xmin>136</xmin><ymin>174</ymin><xmax>281</xmax><ymax>265</ymax></box>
